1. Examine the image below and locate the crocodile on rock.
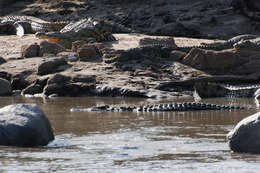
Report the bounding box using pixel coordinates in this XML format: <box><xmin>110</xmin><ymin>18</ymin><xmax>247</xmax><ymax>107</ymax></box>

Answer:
<box><xmin>234</xmin><ymin>37</ymin><xmax>260</xmax><ymax>52</ymax></box>
<box><xmin>103</xmin><ymin>43</ymin><xmax>237</xmax><ymax>65</ymax></box>
<box><xmin>0</xmin><ymin>15</ymin><xmax>70</xmax><ymax>36</ymax></box>
<box><xmin>200</xmin><ymin>34</ymin><xmax>260</xmax><ymax>51</ymax></box>
<box><xmin>70</xmin><ymin>102</ymin><xmax>245</xmax><ymax>112</ymax></box>
<box><xmin>35</xmin><ymin>17</ymin><xmax>134</xmax><ymax>48</ymax></box>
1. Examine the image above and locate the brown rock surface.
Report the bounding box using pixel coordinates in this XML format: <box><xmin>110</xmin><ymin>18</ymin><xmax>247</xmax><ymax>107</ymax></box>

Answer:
<box><xmin>21</xmin><ymin>43</ymin><xmax>40</xmax><ymax>58</ymax></box>
<box><xmin>182</xmin><ymin>48</ymin><xmax>248</xmax><ymax>74</ymax></box>
<box><xmin>0</xmin><ymin>33</ymin><xmax>260</xmax><ymax>98</ymax></box>
<box><xmin>39</xmin><ymin>41</ymin><xmax>66</xmax><ymax>56</ymax></box>
<box><xmin>77</xmin><ymin>44</ymin><xmax>99</xmax><ymax>62</ymax></box>
<box><xmin>71</xmin><ymin>40</ymin><xmax>87</xmax><ymax>52</ymax></box>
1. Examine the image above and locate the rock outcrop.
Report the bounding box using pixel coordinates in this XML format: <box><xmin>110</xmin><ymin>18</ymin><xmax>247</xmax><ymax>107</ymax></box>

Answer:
<box><xmin>21</xmin><ymin>43</ymin><xmax>40</xmax><ymax>58</ymax></box>
<box><xmin>37</xmin><ymin>57</ymin><xmax>68</xmax><ymax>75</ymax></box>
<box><xmin>0</xmin><ymin>104</ymin><xmax>54</xmax><ymax>147</ymax></box>
<box><xmin>39</xmin><ymin>41</ymin><xmax>66</xmax><ymax>56</ymax></box>
<box><xmin>182</xmin><ymin>48</ymin><xmax>248</xmax><ymax>74</ymax></box>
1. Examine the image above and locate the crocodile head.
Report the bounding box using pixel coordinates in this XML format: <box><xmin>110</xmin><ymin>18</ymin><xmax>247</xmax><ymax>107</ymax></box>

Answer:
<box><xmin>234</xmin><ymin>40</ymin><xmax>260</xmax><ymax>52</ymax></box>
<box><xmin>35</xmin><ymin>32</ymin><xmax>61</xmax><ymax>43</ymax></box>
<box><xmin>35</xmin><ymin>31</ymin><xmax>74</xmax><ymax>48</ymax></box>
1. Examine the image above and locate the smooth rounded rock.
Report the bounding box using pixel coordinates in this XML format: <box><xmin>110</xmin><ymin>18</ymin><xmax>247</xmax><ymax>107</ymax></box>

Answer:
<box><xmin>0</xmin><ymin>78</ymin><xmax>12</xmax><ymax>96</ymax></box>
<box><xmin>0</xmin><ymin>104</ymin><xmax>54</xmax><ymax>147</ymax></box>
<box><xmin>227</xmin><ymin>112</ymin><xmax>260</xmax><ymax>153</ymax></box>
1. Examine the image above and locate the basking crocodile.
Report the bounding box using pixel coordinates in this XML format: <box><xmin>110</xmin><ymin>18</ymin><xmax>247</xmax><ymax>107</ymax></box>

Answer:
<box><xmin>194</xmin><ymin>82</ymin><xmax>260</xmax><ymax>99</ymax></box>
<box><xmin>200</xmin><ymin>34</ymin><xmax>259</xmax><ymax>50</ymax></box>
<box><xmin>35</xmin><ymin>17</ymin><xmax>134</xmax><ymax>48</ymax></box>
<box><xmin>70</xmin><ymin>102</ymin><xmax>245</xmax><ymax>112</ymax></box>
<box><xmin>234</xmin><ymin>37</ymin><xmax>260</xmax><ymax>51</ymax></box>
<box><xmin>0</xmin><ymin>15</ymin><xmax>70</xmax><ymax>36</ymax></box>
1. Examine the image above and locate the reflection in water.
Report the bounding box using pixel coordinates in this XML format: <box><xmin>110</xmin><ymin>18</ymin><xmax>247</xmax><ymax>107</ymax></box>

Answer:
<box><xmin>0</xmin><ymin>96</ymin><xmax>259</xmax><ymax>172</ymax></box>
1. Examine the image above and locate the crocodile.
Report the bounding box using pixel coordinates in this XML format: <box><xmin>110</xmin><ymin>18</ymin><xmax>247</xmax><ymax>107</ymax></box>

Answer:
<box><xmin>35</xmin><ymin>17</ymin><xmax>134</xmax><ymax>48</ymax></box>
<box><xmin>233</xmin><ymin>37</ymin><xmax>260</xmax><ymax>52</ymax></box>
<box><xmin>103</xmin><ymin>43</ymin><xmax>242</xmax><ymax>65</ymax></box>
<box><xmin>70</xmin><ymin>102</ymin><xmax>245</xmax><ymax>112</ymax></box>
<box><xmin>194</xmin><ymin>82</ymin><xmax>260</xmax><ymax>99</ymax></box>
<box><xmin>103</xmin><ymin>44</ymin><xmax>184</xmax><ymax>64</ymax></box>
<box><xmin>138</xmin><ymin>37</ymin><xmax>177</xmax><ymax>47</ymax></box>
<box><xmin>200</xmin><ymin>34</ymin><xmax>259</xmax><ymax>51</ymax></box>
<box><xmin>0</xmin><ymin>15</ymin><xmax>70</xmax><ymax>36</ymax></box>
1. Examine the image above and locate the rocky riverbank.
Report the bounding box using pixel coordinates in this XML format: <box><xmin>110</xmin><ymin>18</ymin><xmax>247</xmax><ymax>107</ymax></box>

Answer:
<box><xmin>1</xmin><ymin>0</ymin><xmax>260</xmax><ymax>39</ymax></box>
<box><xmin>0</xmin><ymin>33</ymin><xmax>260</xmax><ymax>99</ymax></box>
<box><xmin>0</xmin><ymin>0</ymin><xmax>260</xmax><ymax>99</ymax></box>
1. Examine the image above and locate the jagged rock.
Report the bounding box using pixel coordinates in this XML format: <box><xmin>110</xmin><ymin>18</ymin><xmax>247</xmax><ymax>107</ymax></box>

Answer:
<box><xmin>71</xmin><ymin>74</ymin><xmax>96</xmax><ymax>83</ymax></box>
<box><xmin>227</xmin><ymin>112</ymin><xmax>260</xmax><ymax>154</ymax></box>
<box><xmin>34</xmin><ymin>76</ymin><xmax>49</xmax><ymax>88</ymax></box>
<box><xmin>11</xmin><ymin>76</ymin><xmax>30</xmax><ymax>90</ymax></box>
<box><xmin>37</xmin><ymin>57</ymin><xmax>67</xmax><ymax>75</ymax></box>
<box><xmin>22</xmin><ymin>84</ymin><xmax>43</xmax><ymax>95</ymax></box>
<box><xmin>169</xmin><ymin>50</ymin><xmax>187</xmax><ymax>61</ymax></box>
<box><xmin>0</xmin><ymin>71</ymin><xmax>12</xmax><ymax>81</ymax></box>
<box><xmin>76</xmin><ymin>83</ymin><xmax>96</xmax><ymax>96</ymax></box>
<box><xmin>21</xmin><ymin>43</ymin><xmax>40</xmax><ymax>58</ymax></box>
<box><xmin>43</xmin><ymin>82</ymin><xmax>80</xmax><ymax>96</ymax></box>
<box><xmin>43</xmin><ymin>74</ymin><xmax>80</xmax><ymax>96</ymax></box>
<box><xmin>0</xmin><ymin>78</ymin><xmax>12</xmax><ymax>96</ymax></box>
<box><xmin>182</xmin><ymin>48</ymin><xmax>248</xmax><ymax>74</ymax></box>
<box><xmin>0</xmin><ymin>104</ymin><xmax>54</xmax><ymax>147</ymax></box>
<box><xmin>71</xmin><ymin>40</ymin><xmax>87</xmax><ymax>52</ymax></box>
<box><xmin>47</xmin><ymin>73</ymin><xmax>71</xmax><ymax>85</ymax></box>
<box><xmin>39</xmin><ymin>41</ymin><xmax>66</xmax><ymax>56</ymax></box>
<box><xmin>72</xmin><ymin>41</ymin><xmax>101</xmax><ymax>61</ymax></box>
<box><xmin>77</xmin><ymin>44</ymin><xmax>99</xmax><ymax>61</ymax></box>
<box><xmin>0</xmin><ymin>57</ymin><xmax>6</xmax><ymax>65</ymax></box>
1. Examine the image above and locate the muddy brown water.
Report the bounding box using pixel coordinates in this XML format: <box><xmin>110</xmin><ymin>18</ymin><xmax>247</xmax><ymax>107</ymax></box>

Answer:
<box><xmin>0</xmin><ymin>96</ymin><xmax>259</xmax><ymax>172</ymax></box>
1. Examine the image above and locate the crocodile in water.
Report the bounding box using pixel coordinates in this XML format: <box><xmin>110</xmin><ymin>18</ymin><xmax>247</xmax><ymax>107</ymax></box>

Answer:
<box><xmin>0</xmin><ymin>15</ymin><xmax>70</xmax><ymax>36</ymax></box>
<box><xmin>70</xmin><ymin>102</ymin><xmax>245</xmax><ymax>112</ymax></box>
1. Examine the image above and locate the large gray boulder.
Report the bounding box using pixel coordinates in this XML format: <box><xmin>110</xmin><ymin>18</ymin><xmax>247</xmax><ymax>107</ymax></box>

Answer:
<box><xmin>0</xmin><ymin>78</ymin><xmax>12</xmax><ymax>96</ymax></box>
<box><xmin>227</xmin><ymin>112</ymin><xmax>260</xmax><ymax>153</ymax></box>
<box><xmin>0</xmin><ymin>104</ymin><xmax>54</xmax><ymax>147</ymax></box>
